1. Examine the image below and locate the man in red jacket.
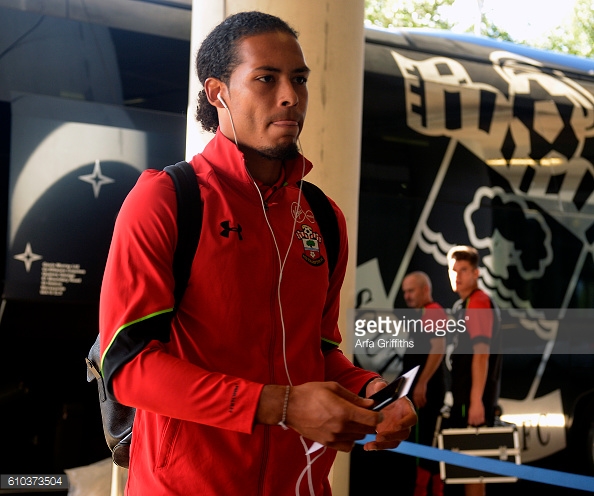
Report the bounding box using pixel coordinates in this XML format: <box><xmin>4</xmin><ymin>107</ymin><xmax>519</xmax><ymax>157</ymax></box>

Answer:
<box><xmin>99</xmin><ymin>11</ymin><xmax>416</xmax><ymax>496</ymax></box>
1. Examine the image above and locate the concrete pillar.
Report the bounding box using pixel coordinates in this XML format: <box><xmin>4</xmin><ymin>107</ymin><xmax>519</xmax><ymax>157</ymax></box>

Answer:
<box><xmin>185</xmin><ymin>2</ymin><xmax>224</xmax><ymax>158</ymax></box>
<box><xmin>186</xmin><ymin>2</ymin><xmax>365</xmax><ymax>494</ymax></box>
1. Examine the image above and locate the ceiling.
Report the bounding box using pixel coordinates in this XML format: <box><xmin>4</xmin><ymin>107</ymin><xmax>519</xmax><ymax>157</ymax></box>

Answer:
<box><xmin>0</xmin><ymin>0</ymin><xmax>192</xmax><ymax>40</ymax></box>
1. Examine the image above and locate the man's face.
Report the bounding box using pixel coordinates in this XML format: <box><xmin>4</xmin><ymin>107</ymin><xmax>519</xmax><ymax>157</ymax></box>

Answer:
<box><xmin>449</xmin><ymin>259</ymin><xmax>479</xmax><ymax>298</ymax></box>
<box><xmin>222</xmin><ymin>31</ymin><xmax>309</xmax><ymax>160</ymax></box>
<box><xmin>402</xmin><ymin>276</ymin><xmax>428</xmax><ymax>309</ymax></box>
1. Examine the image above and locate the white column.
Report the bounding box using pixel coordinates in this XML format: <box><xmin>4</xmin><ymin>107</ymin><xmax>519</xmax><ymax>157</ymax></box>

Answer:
<box><xmin>185</xmin><ymin>0</ymin><xmax>225</xmax><ymax>158</ymax></box>
<box><xmin>187</xmin><ymin>2</ymin><xmax>365</xmax><ymax>494</ymax></box>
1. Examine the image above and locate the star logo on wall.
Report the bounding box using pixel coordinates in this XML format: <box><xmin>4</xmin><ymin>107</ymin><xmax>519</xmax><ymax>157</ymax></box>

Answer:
<box><xmin>79</xmin><ymin>159</ymin><xmax>115</xmax><ymax>198</ymax></box>
<box><xmin>14</xmin><ymin>242</ymin><xmax>43</xmax><ymax>273</ymax></box>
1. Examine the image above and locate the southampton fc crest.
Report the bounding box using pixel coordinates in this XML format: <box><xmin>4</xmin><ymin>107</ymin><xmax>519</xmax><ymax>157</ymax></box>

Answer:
<box><xmin>295</xmin><ymin>224</ymin><xmax>326</xmax><ymax>267</ymax></box>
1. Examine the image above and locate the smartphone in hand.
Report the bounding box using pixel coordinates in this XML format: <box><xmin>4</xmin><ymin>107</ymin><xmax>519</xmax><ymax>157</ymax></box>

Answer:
<box><xmin>368</xmin><ymin>365</ymin><xmax>420</xmax><ymax>411</ymax></box>
<box><xmin>306</xmin><ymin>365</ymin><xmax>420</xmax><ymax>455</ymax></box>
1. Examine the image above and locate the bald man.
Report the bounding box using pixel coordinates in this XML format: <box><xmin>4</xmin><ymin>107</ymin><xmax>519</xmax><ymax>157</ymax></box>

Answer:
<box><xmin>402</xmin><ymin>271</ymin><xmax>447</xmax><ymax>496</ymax></box>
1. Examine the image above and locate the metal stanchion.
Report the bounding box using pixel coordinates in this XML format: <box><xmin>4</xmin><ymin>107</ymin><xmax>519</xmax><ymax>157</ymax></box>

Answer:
<box><xmin>110</xmin><ymin>463</ymin><xmax>127</xmax><ymax>496</ymax></box>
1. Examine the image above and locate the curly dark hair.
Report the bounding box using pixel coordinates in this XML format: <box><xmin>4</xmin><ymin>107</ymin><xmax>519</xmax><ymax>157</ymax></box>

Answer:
<box><xmin>195</xmin><ymin>11</ymin><xmax>299</xmax><ymax>133</ymax></box>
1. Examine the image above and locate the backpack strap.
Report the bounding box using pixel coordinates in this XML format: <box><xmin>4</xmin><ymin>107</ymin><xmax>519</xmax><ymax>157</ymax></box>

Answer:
<box><xmin>164</xmin><ymin>161</ymin><xmax>203</xmax><ymax>311</ymax></box>
<box><xmin>298</xmin><ymin>180</ymin><xmax>341</xmax><ymax>354</ymax></box>
<box><xmin>298</xmin><ymin>180</ymin><xmax>340</xmax><ymax>280</ymax></box>
<box><xmin>86</xmin><ymin>161</ymin><xmax>202</xmax><ymax>469</ymax></box>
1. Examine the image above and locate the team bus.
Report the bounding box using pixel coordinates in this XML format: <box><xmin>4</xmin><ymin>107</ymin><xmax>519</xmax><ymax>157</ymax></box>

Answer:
<box><xmin>354</xmin><ymin>26</ymin><xmax>594</xmax><ymax>483</ymax></box>
<box><xmin>0</xmin><ymin>1</ymin><xmax>592</xmax><ymax>491</ymax></box>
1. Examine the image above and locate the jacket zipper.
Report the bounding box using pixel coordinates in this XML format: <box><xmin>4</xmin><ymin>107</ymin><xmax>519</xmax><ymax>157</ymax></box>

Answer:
<box><xmin>257</xmin><ymin>195</ymin><xmax>282</xmax><ymax>495</ymax></box>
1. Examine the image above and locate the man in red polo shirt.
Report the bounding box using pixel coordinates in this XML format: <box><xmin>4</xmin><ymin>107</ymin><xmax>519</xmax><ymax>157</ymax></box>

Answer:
<box><xmin>402</xmin><ymin>271</ymin><xmax>447</xmax><ymax>496</ymax></box>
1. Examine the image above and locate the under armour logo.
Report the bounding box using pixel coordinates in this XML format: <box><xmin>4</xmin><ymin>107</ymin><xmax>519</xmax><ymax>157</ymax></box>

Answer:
<box><xmin>220</xmin><ymin>220</ymin><xmax>243</xmax><ymax>240</ymax></box>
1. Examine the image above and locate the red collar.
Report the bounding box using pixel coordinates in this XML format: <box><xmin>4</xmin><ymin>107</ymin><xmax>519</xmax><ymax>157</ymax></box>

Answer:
<box><xmin>253</xmin><ymin>168</ymin><xmax>287</xmax><ymax>199</ymax></box>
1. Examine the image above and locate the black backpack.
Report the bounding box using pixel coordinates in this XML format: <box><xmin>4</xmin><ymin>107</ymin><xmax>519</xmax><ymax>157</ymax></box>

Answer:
<box><xmin>86</xmin><ymin>161</ymin><xmax>340</xmax><ymax>468</ymax></box>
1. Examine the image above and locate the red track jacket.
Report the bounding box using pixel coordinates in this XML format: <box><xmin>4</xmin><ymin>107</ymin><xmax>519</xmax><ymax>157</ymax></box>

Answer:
<box><xmin>99</xmin><ymin>130</ymin><xmax>377</xmax><ymax>495</ymax></box>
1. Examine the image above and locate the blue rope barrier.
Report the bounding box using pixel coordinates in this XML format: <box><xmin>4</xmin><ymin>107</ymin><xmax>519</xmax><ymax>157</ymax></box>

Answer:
<box><xmin>355</xmin><ymin>437</ymin><xmax>594</xmax><ymax>492</ymax></box>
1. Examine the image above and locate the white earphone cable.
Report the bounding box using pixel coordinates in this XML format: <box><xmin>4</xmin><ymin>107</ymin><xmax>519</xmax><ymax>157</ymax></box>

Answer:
<box><xmin>222</xmin><ymin>101</ymin><xmax>318</xmax><ymax>496</ymax></box>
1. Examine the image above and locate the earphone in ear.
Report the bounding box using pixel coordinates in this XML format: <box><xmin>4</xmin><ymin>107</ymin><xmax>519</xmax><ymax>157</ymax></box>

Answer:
<box><xmin>217</xmin><ymin>93</ymin><xmax>228</xmax><ymax>110</ymax></box>
<box><xmin>217</xmin><ymin>93</ymin><xmax>239</xmax><ymax>147</ymax></box>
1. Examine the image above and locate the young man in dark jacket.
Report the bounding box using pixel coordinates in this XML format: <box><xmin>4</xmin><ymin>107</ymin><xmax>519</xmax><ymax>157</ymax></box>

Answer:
<box><xmin>447</xmin><ymin>245</ymin><xmax>502</xmax><ymax>496</ymax></box>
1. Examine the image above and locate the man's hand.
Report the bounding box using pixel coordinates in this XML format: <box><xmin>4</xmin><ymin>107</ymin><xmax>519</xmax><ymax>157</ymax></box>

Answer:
<box><xmin>412</xmin><ymin>381</ymin><xmax>428</xmax><ymax>408</ymax></box>
<box><xmin>288</xmin><ymin>382</ymin><xmax>384</xmax><ymax>452</ymax></box>
<box><xmin>362</xmin><ymin>380</ymin><xmax>417</xmax><ymax>451</ymax></box>
<box><xmin>467</xmin><ymin>399</ymin><xmax>485</xmax><ymax>427</ymax></box>
<box><xmin>258</xmin><ymin>382</ymin><xmax>383</xmax><ymax>452</ymax></box>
